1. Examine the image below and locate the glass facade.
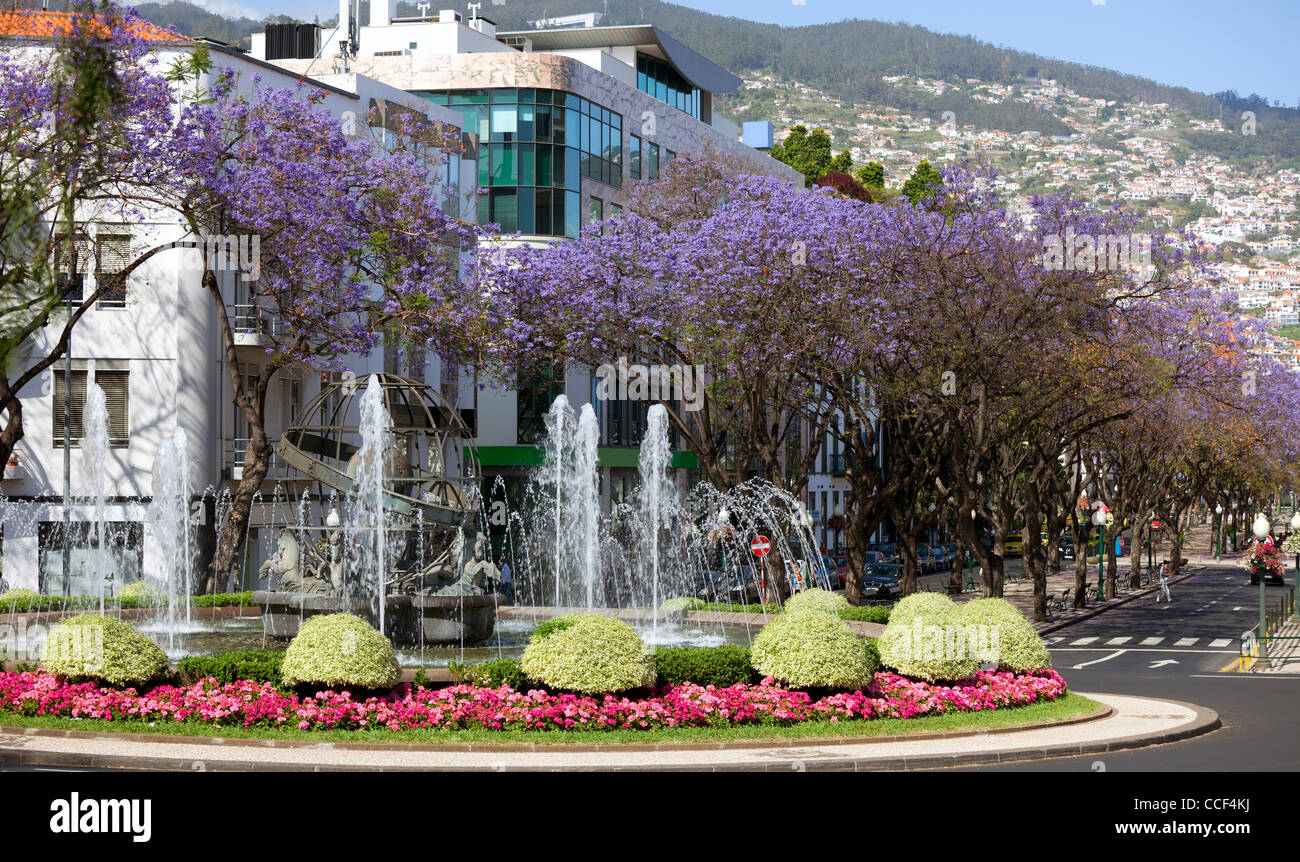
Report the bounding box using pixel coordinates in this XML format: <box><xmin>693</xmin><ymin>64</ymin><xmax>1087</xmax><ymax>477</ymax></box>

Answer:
<box><xmin>636</xmin><ymin>53</ymin><xmax>700</xmax><ymax>119</ymax></box>
<box><xmin>423</xmin><ymin>88</ymin><xmax>622</xmax><ymax>237</ymax></box>
<box><xmin>629</xmin><ymin>135</ymin><xmax>642</xmax><ymax>180</ymax></box>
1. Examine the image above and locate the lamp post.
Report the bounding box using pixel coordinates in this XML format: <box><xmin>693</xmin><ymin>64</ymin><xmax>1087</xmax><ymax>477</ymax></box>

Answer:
<box><xmin>1290</xmin><ymin>511</ymin><xmax>1300</xmax><ymax>618</ymax></box>
<box><xmin>1093</xmin><ymin>506</ymin><xmax>1108</xmax><ymax>601</ymax></box>
<box><xmin>1214</xmin><ymin>503</ymin><xmax>1223</xmax><ymax>561</ymax></box>
<box><xmin>1253</xmin><ymin>513</ymin><xmax>1270</xmax><ymax>641</ymax></box>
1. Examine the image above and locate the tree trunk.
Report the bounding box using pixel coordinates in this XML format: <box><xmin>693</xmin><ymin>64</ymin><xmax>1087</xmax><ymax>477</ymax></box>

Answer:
<box><xmin>1129</xmin><ymin>518</ymin><xmax>1145</xmax><ymax>589</ymax></box>
<box><xmin>206</xmin><ymin>428</ymin><xmax>273</xmax><ymax>593</ymax></box>
<box><xmin>897</xmin><ymin>530</ymin><xmax>918</xmax><ymax>596</ymax></box>
<box><xmin>843</xmin><ymin>503</ymin><xmax>870</xmax><ymax>605</ymax></box>
<box><xmin>1073</xmin><ymin>538</ymin><xmax>1090</xmax><ymax>608</ymax></box>
<box><xmin>1024</xmin><ymin>476</ymin><xmax>1048</xmax><ymax>622</ymax></box>
<box><xmin>0</xmin><ymin>378</ymin><xmax>23</xmax><ymax>481</ymax></box>
<box><xmin>949</xmin><ymin>543</ymin><xmax>964</xmax><ymax>595</ymax></box>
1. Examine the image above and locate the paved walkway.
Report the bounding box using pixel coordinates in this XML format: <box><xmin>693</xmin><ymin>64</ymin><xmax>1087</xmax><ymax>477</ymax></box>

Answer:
<box><xmin>1258</xmin><ymin>620</ymin><xmax>1300</xmax><ymax>673</ymax></box>
<box><xmin>0</xmin><ymin>692</ymin><xmax>1218</xmax><ymax>771</ymax></box>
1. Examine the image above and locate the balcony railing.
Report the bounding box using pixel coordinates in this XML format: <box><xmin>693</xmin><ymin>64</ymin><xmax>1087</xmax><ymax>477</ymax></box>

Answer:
<box><xmin>230</xmin><ymin>304</ymin><xmax>284</xmax><ymax>339</ymax></box>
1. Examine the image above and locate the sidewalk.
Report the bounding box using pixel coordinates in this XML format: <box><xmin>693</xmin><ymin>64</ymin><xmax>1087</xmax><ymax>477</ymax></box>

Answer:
<box><xmin>1257</xmin><ymin>620</ymin><xmax>1300</xmax><ymax>673</ymax></box>
<box><xmin>0</xmin><ymin>692</ymin><xmax>1218</xmax><ymax>771</ymax></box>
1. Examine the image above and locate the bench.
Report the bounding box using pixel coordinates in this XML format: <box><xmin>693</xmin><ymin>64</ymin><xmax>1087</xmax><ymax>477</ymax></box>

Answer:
<box><xmin>1047</xmin><ymin>588</ymin><xmax>1071</xmax><ymax>617</ymax></box>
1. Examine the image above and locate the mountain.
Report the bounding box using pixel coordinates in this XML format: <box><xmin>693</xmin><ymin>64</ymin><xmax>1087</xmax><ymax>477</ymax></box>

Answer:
<box><xmin>32</xmin><ymin>0</ymin><xmax>1296</xmax><ymax>164</ymax></box>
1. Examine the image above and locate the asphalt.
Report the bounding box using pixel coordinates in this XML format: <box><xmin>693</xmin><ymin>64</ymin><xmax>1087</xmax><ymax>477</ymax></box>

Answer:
<box><xmin>949</xmin><ymin>564</ymin><xmax>1300</xmax><ymax>771</ymax></box>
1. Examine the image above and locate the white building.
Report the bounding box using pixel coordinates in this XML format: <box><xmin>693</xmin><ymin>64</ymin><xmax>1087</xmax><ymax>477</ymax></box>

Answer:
<box><xmin>0</xmin><ymin>14</ymin><xmax>476</xmax><ymax>593</ymax></box>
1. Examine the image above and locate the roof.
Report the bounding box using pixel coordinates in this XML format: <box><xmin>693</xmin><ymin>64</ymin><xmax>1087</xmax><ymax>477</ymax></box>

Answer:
<box><xmin>0</xmin><ymin>9</ymin><xmax>183</xmax><ymax>42</ymax></box>
<box><xmin>495</xmin><ymin>24</ymin><xmax>742</xmax><ymax>94</ymax></box>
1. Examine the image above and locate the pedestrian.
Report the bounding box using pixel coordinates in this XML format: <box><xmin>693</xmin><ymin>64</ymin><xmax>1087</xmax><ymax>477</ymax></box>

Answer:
<box><xmin>1156</xmin><ymin>561</ymin><xmax>1171</xmax><ymax>603</ymax></box>
<box><xmin>499</xmin><ymin>560</ymin><xmax>513</xmax><ymax>605</ymax></box>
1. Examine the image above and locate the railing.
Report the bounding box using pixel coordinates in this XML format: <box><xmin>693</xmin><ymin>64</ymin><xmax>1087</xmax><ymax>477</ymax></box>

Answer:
<box><xmin>230</xmin><ymin>304</ymin><xmax>284</xmax><ymax>338</ymax></box>
<box><xmin>1238</xmin><ymin>586</ymin><xmax>1299</xmax><ymax>672</ymax></box>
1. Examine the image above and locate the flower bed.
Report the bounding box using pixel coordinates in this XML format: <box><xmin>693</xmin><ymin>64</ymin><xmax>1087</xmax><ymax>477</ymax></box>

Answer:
<box><xmin>0</xmin><ymin>668</ymin><xmax>1066</xmax><ymax>733</ymax></box>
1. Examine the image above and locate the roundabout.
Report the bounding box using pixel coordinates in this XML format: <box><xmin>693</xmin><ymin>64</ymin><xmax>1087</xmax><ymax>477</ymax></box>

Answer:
<box><xmin>0</xmin><ymin>692</ymin><xmax>1216</xmax><ymax>771</ymax></box>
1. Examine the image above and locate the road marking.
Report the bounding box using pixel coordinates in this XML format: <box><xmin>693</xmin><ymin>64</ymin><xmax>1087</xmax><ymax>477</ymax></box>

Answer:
<box><xmin>1071</xmin><ymin>649</ymin><xmax>1126</xmax><ymax>669</ymax></box>
<box><xmin>1139</xmin><ymin>637</ymin><xmax>1165</xmax><ymax>645</ymax></box>
<box><xmin>1174</xmin><ymin>637</ymin><xmax>1198</xmax><ymax>646</ymax></box>
<box><xmin>1208</xmin><ymin>638</ymin><xmax>1233</xmax><ymax>647</ymax></box>
<box><xmin>1190</xmin><ymin>674</ymin><xmax>1300</xmax><ymax>680</ymax></box>
<box><xmin>1071</xmin><ymin>636</ymin><xmax>1098</xmax><ymax>645</ymax></box>
<box><xmin>1105</xmin><ymin>636</ymin><xmax>1132</xmax><ymax>645</ymax></box>
<box><xmin>1049</xmin><ymin>647</ymin><xmax>1237</xmax><ymax>654</ymax></box>
<box><xmin>1148</xmin><ymin>659</ymin><xmax>1179</xmax><ymax>668</ymax></box>
<box><xmin>1046</xmin><ymin>637</ymin><xmax>1065</xmax><ymax>644</ymax></box>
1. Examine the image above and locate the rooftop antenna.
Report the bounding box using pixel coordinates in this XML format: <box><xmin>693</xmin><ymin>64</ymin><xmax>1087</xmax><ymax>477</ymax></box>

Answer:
<box><xmin>418</xmin><ymin>1</ymin><xmax>430</xmax><ymax>17</ymax></box>
<box><xmin>467</xmin><ymin>1</ymin><xmax>480</xmax><ymax>22</ymax></box>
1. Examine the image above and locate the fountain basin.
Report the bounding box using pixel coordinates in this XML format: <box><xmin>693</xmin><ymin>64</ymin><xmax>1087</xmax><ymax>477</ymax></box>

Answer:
<box><xmin>253</xmin><ymin>591</ymin><xmax>503</xmax><ymax>645</ymax></box>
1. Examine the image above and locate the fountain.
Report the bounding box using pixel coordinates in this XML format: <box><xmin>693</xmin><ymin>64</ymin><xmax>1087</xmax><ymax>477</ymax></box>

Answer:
<box><xmin>80</xmin><ymin>383</ymin><xmax>110</xmax><ymax>613</ymax></box>
<box><xmin>149</xmin><ymin>426</ymin><xmax>194</xmax><ymax>651</ymax></box>
<box><xmin>253</xmin><ymin>373</ymin><xmax>499</xmax><ymax>645</ymax></box>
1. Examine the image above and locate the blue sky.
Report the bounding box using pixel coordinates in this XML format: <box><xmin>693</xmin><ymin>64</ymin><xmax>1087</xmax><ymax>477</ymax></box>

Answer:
<box><xmin>221</xmin><ymin>0</ymin><xmax>1298</xmax><ymax>103</ymax></box>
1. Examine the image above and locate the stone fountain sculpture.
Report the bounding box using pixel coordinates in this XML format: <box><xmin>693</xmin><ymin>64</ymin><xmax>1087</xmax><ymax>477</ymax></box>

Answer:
<box><xmin>253</xmin><ymin>373</ymin><xmax>501</xmax><ymax>644</ymax></box>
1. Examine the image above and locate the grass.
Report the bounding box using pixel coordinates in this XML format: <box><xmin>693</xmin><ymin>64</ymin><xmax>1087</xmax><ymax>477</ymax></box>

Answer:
<box><xmin>0</xmin><ymin>692</ymin><xmax>1103</xmax><ymax>746</ymax></box>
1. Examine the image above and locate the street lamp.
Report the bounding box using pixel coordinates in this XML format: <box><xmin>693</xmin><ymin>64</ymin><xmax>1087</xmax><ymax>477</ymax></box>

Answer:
<box><xmin>1254</xmin><ymin>512</ymin><xmax>1271</xmax><ymax>642</ymax></box>
<box><xmin>1093</xmin><ymin>505</ymin><xmax>1108</xmax><ymax>601</ymax></box>
<box><xmin>1214</xmin><ymin>503</ymin><xmax>1223</xmax><ymax>561</ymax></box>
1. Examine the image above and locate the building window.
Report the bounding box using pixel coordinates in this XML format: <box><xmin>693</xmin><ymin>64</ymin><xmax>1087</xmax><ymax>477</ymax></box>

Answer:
<box><xmin>636</xmin><ymin>53</ymin><xmax>700</xmax><ymax>119</ymax></box>
<box><xmin>630</xmin><ymin>135</ymin><xmax>642</xmax><ymax>180</ymax></box>
<box><xmin>648</xmin><ymin>142</ymin><xmax>660</xmax><ymax>180</ymax></box>
<box><xmin>38</xmin><ymin>521</ymin><xmax>143</xmax><ymax>596</ymax></box>
<box><xmin>428</xmin><ymin>88</ymin><xmax>621</xmax><ymax>238</ymax></box>
<box><xmin>52</xmin><ymin>369</ymin><xmax>129</xmax><ymax>448</ymax></box>
<box><xmin>95</xmin><ymin>233</ymin><xmax>131</xmax><ymax>308</ymax></box>
<box><xmin>589</xmin><ymin>196</ymin><xmax>603</xmax><ymax>224</ymax></box>
<box><xmin>517</xmin><ymin>364</ymin><xmax>566</xmax><ymax>444</ymax></box>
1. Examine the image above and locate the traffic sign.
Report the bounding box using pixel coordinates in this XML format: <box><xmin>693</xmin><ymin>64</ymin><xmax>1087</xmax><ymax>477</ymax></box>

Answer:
<box><xmin>1151</xmin><ymin>519</ymin><xmax>1162</xmax><ymax>531</ymax></box>
<box><xmin>751</xmin><ymin>535</ymin><xmax>771</xmax><ymax>557</ymax></box>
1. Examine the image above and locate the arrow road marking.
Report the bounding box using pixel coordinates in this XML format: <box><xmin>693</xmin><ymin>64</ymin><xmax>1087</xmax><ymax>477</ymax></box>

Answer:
<box><xmin>1148</xmin><ymin>659</ymin><xmax>1179</xmax><ymax>668</ymax></box>
<box><xmin>1072</xmin><ymin>650</ymin><xmax>1126</xmax><ymax>669</ymax></box>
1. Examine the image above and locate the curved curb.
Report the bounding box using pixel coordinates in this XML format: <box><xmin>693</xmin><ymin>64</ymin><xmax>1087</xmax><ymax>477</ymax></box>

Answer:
<box><xmin>0</xmin><ymin>694</ymin><xmax>1219</xmax><ymax>771</ymax></box>
<box><xmin>0</xmin><ymin>698</ymin><xmax>1111</xmax><ymax>755</ymax></box>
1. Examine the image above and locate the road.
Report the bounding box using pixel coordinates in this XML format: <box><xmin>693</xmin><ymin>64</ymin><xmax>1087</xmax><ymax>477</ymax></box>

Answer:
<box><xmin>951</xmin><ymin>564</ymin><xmax>1300</xmax><ymax>771</ymax></box>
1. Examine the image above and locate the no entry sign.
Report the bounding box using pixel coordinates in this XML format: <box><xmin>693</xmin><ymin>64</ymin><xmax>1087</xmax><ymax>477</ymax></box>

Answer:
<box><xmin>751</xmin><ymin>535</ymin><xmax>771</xmax><ymax>557</ymax></box>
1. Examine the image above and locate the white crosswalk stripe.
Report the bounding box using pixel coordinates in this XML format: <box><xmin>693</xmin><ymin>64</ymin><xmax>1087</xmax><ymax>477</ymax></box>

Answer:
<box><xmin>1174</xmin><ymin>637</ymin><xmax>1199</xmax><ymax>647</ymax></box>
<box><xmin>1071</xmin><ymin>636</ymin><xmax>1098</xmax><ymax>645</ymax></box>
<box><xmin>1139</xmin><ymin>637</ymin><xmax>1165</xmax><ymax>646</ymax></box>
<box><xmin>1209</xmin><ymin>638</ymin><xmax>1233</xmax><ymax>648</ymax></box>
<box><xmin>1046</xmin><ymin>637</ymin><xmax>1065</xmax><ymax>644</ymax></box>
<box><xmin>1105</xmin><ymin>636</ymin><xmax>1132</xmax><ymax>645</ymax></box>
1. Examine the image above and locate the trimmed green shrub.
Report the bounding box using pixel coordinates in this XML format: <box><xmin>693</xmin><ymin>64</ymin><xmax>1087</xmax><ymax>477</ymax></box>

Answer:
<box><xmin>177</xmin><ymin>650</ymin><xmax>285</xmax><ymax>686</ymax></box>
<box><xmin>783</xmin><ymin>588</ymin><xmax>849</xmax><ymax>615</ymax></box>
<box><xmin>280</xmin><ymin>613</ymin><xmax>400</xmax><ymax>690</ymax></box>
<box><xmin>659</xmin><ymin>597</ymin><xmax>705</xmax><ymax>615</ymax></box>
<box><xmin>117</xmin><ymin>580</ymin><xmax>164</xmax><ymax>602</ymax></box>
<box><xmin>192</xmin><ymin>592</ymin><xmax>254</xmax><ymax>608</ymax></box>
<box><xmin>877</xmin><ymin>593</ymin><xmax>980</xmax><ymax>682</ymax></box>
<box><xmin>839</xmin><ymin>605</ymin><xmax>891</xmax><ymax>624</ymax></box>
<box><xmin>530</xmin><ymin>616</ymin><xmax>579</xmax><ymax>642</ymax></box>
<box><xmin>449</xmin><ymin>658</ymin><xmax>532</xmax><ymax>690</ymax></box>
<box><xmin>864</xmin><ymin>637</ymin><xmax>881</xmax><ymax>670</ymax></box>
<box><xmin>521</xmin><ymin>614</ymin><xmax>656</xmax><ymax>694</ymax></box>
<box><xmin>0</xmin><ymin>588</ymin><xmax>40</xmax><ymax>601</ymax></box>
<box><xmin>958</xmin><ymin>598</ymin><xmax>1051</xmax><ymax>672</ymax></box>
<box><xmin>654</xmin><ymin>645</ymin><xmax>756</xmax><ymax>687</ymax></box>
<box><xmin>750</xmin><ymin>608</ymin><xmax>878</xmax><ymax>690</ymax></box>
<box><xmin>44</xmin><ymin>614</ymin><xmax>167</xmax><ymax>687</ymax></box>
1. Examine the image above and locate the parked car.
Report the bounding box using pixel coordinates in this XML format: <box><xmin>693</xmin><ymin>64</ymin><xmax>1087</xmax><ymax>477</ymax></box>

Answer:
<box><xmin>861</xmin><ymin>564</ymin><xmax>903</xmax><ymax>600</ymax></box>
<box><xmin>868</xmin><ymin>543</ymin><xmax>898</xmax><ymax>563</ymax></box>
<box><xmin>832</xmin><ymin>555</ymin><xmax>848</xmax><ymax>577</ymax></box>
<box><xmin>930</xmin><ymin>546</ymin><xmax>948</xmax><ymax>570</ymax></box>
<box><xmin>916</xmin><ymin>545</ymin><xmax>935</xmax><ymax>573</ymax></box>
<box><xmin>694</xmin><ymin>571</ymin><xmax>729</xmax><ymax>601</ymax></box>
<box><xmin>1058</xmin><ymin>535</ymin><xmax>1076</xmax><ymax>560</ymax></box>
<box><xmin>1003</xmin><ymin>535</ymin><xmax>1023</xmax><ymax>556</ymax></box>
